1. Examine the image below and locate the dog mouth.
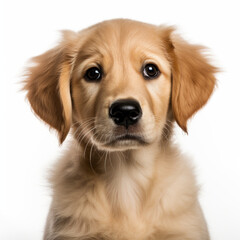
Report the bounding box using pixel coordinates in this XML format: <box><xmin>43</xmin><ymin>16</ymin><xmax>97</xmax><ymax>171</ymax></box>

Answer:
<box><xmin>107</xmin><ymin>133</ymin><xmax>148</xmax><ymax>146</ymax></box>
<box><xmin>89</xmin><ymin>121</ymin><xmax>151</xmax><ymax>150</ymax></box>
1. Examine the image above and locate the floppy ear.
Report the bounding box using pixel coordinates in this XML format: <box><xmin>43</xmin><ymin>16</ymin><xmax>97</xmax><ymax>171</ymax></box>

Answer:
<box><xmin>169</xmin><ymin>34</ymin><xmax>218</xmax><ymax>132</ymax></box>
<box><xmin>23</xmin><ymin>31</ymin><xmax>78</xmax><ymax>143</ymax></box>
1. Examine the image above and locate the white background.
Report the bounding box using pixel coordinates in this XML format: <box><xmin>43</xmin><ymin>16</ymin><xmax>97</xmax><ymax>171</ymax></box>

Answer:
<box><xmin>1</xmin><ymin>0</ymin><xmax>240</xmax><ymax>239</ymax></box>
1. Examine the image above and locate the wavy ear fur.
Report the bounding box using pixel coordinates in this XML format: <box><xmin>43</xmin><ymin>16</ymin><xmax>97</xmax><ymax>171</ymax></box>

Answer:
<box><xmin>23</xmin><ymin>31</ymin><xmax>78</xmax><ymax>143</ymax></box>
<box><xmin>163</xmin><ymin>28</ymin><xmax>218</xmax><ymax>132</ymax></box>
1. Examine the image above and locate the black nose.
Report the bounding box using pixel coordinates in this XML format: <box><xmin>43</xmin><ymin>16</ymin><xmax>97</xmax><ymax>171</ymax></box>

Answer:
<box><xmin>109</xmin><ymin>99</ymin><xmax>142</xmax><ymax>129</ymax></box>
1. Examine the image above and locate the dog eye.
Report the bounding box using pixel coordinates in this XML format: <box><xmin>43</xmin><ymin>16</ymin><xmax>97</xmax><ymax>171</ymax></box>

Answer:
<box><xmin>84</xmin><ymin>67</ymin><xmax>102</xmax><ymax>82</ymax></box>
<box><xmin>142</xmin><ymin>64</ymin><xmax>160</xmax><ymax>80</ymax></box>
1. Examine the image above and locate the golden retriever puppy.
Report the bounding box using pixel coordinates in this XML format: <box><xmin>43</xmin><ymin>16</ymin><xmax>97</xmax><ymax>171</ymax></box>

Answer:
<box><xmin>24</xmin><ymin>19</ymin><xmax>217</xmax><ymax>240</ymax></box>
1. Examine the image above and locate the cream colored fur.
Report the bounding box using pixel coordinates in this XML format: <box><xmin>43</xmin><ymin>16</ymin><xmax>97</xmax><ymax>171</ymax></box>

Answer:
<box><xmin>24</xmin><ymin>19</ymin><xmax>217</xmax><ymax>240</ymax></box>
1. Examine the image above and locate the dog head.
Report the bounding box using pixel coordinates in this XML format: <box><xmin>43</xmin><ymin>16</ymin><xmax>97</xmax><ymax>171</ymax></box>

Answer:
<box><xmin>24</xmin><ymin>19</ymin><xmax>217</xmax><ymax>151</ymax></box>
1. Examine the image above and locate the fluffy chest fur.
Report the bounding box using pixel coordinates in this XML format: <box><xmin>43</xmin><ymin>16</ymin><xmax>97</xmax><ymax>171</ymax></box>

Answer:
<box><xmin>48</xmin><ymin>141</ymin><xmax>202</xmax><ymax>240</ymax></box>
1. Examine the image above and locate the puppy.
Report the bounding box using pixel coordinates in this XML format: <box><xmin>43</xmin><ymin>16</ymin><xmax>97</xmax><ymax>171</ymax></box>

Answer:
<box><xmin>24</xmin><ymin>19</ymin><xmax>217</xmax><ymax>240</ymax></box>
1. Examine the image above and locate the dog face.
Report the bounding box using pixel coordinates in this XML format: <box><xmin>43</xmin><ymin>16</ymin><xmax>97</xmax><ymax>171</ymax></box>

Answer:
<box><xmin>71</xmin><ymin>21</ymin><xmax>172</xmax><ymax>151</ymax></box>
<box><xmin>24</xmin><ymin>19</ymin><xmax>217</xmax><ymax>150</ymax></box>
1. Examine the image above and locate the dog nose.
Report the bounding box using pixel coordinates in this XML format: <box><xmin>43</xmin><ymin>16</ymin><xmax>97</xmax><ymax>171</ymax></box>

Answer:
<box><xmin>109</xmin><ymin>99</ymin><xmax>142</xmax><ymax>128</ymax></box>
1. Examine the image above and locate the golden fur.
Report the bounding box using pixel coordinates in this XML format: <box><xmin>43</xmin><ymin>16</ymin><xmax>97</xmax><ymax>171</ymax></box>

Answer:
<box><xmin>24</xmin><ymin>19</ymin><xmax>217</xmax><ymax>240</ymax></box>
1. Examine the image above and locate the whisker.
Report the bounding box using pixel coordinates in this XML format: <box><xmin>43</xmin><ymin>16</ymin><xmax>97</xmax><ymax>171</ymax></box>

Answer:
<box><xmin>72</xmin><ymin>118</ymin><xmax>96</xmax><ymax>140</ymax></box>
<box><xmin>83</xmin><ymin>130</ymin><xmax>100</xmax><ymax>160</ymax></box>
<box><xmin>89</xmin><ymin>140</ymin><xmax>96</xmax><ymax>174</ymax></box>
<box><xmin>77</xmin><ymin>125</ymin><xmax>98</xmax><ymax>146</ymax></box>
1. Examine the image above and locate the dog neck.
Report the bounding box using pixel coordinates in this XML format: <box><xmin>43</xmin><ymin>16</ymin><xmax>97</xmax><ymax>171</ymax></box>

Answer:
<box><xmin>78</xmin><ymin>140</ymin><xmax>162</xmax><ymax>217</ymax></box>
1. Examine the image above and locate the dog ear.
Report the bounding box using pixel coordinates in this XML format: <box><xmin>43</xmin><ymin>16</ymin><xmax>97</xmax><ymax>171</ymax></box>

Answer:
<box><xmin>168</xmin><ymin>33</ymin><xmax>218</xmax><ymax>132</ymax></box>
<box><xmin>23</xmin><ymin>31</ymin><xmax>78</xmax><ymax>143</ymax></box>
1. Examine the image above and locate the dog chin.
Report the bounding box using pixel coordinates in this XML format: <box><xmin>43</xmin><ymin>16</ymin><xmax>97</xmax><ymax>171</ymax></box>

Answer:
<box><xmin>92</xmin><ymin>135</ymin><xmax>149</xmax><ymax>152</ymax></box>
